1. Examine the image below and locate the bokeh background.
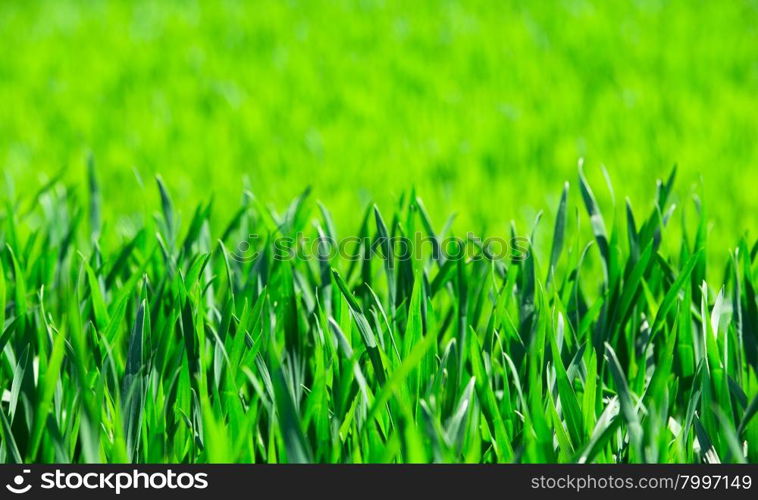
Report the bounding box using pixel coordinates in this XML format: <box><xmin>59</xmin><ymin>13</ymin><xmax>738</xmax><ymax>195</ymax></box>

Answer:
<box><xmin>1</xmin><ymin>0</ymin><xmax>757</xmax><ymax>244</ymax></box>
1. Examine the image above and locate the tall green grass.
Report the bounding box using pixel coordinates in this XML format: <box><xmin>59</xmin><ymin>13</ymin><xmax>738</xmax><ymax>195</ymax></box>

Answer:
<box><xmin>1</xmin><ymin>165</ymin><xmax>756</xmax><ymax>463</ymax></box>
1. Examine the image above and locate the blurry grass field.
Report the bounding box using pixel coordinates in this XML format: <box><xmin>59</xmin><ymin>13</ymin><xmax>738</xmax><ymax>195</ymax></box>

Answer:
<box><xmin>1</xmin><ymin>0</ymin><xmax>758</xmax><ymax>464</ymax></box>
<box><xmin>2</xmin><ymin>0</ymin><xmax>757</xmax><ymax>238</ymax></box>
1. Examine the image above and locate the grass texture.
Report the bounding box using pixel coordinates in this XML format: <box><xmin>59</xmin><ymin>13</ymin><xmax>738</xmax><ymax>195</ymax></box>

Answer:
<box><xmin>0</xmin><ymin>165</ymin><xmax>757</xmax><ymax>464</ymax></box>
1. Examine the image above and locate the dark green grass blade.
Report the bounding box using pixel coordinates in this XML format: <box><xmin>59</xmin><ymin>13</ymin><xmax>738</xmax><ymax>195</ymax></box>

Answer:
<box><xmin>547</xmin><ymin>181</ymin><xmax>569</xmax><ymax>285</ymax></box>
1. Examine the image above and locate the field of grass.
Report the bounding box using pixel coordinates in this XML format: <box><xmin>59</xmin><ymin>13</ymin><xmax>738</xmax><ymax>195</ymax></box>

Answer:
<box><xmin>2</xmin><ymin>0</ymin><xmax>757</xmax><ymax>238</ymax></box>
<box><xmin>1</xmin><ymin>0</ymin><xmax>757</xmax><ymax>463</ymax></box>
<box><xmin>1</xmin><ymin>166</ymin><xmax>757</xmax><ymax>463</ymax></box>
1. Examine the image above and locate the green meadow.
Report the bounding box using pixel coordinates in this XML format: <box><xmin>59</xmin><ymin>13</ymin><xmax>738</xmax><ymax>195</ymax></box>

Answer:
<box><xmin>0</xmin><ymin>0</ymin><xmax>757</xmax><ymax>463</ymax></box>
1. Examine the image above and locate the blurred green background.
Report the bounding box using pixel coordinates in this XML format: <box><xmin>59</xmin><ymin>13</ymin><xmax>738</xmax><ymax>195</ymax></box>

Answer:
<box><xmin>1</xmin><ymin>0</ymin><xmax>757</xmax><ymax>243</ymax></box>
